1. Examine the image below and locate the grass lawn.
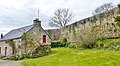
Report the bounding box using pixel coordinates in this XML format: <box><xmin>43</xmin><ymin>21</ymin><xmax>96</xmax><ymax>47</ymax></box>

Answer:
<box><xmin>22</xmin><ymin>48</ymin><xmax>120</xmax><ymax>66</ymax></box>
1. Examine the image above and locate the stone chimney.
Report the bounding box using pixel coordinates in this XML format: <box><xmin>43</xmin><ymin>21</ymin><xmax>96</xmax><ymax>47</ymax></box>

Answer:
<box><xmin>33</xmin><ymin>18</ymin><xmax>41</xmax><ymax>26</ymax></box>
<box><xmin>1</xmin><ymin>33</ymin><xmax>3</xmax><ymax>39</ymax></box>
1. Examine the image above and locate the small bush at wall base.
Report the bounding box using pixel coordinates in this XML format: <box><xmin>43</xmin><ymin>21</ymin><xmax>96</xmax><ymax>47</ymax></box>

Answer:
<box><xmin>96</xmin><ymin>38</ymin><xmax>120</xmax><ymax>50</ymax></box>
<box><xmin>51</xmin><ymin>41</ymin><xmax>61</xmax><ymax>48</ymax></box>
<box><xmin>75</xmin><ymin>26</ymin><xmax>101</xmax><ymax>49</ymax></box>
<box><xmin>5</xmin><ymin>54</ymin><xmax>25</xmax><ymax>60</ymax></box>
<box><xmin>51</xmin><ymin>38</ymin><xmax>69</xmax><ymax>48</ymax></box>
<box><xmin>5</xmin><ymin>45</ymin><xmax>51</xmax><ymax>60</ymax></box>
<box><xmin>32</xmin><ymin>45</ymin><xmax>51</xmax><ymax>58</ymax></box>
<box><xmin>68</xmin><ymin>44</ymin><xmax>76</xmax><ymax>49</ymax></box>
<box><xmin>60</xmin><ymin>37</ymin><xmax>67</xmax><ymax>47</ymax></box>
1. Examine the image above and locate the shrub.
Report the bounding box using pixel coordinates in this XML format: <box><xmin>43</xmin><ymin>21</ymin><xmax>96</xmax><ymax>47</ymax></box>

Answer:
<box><xmin>51</xmin><ymin>38</ymin><xmax>69</xmax><ymax>48</ymax></box>
<box><xmin>68</xmin><ymin>44</ymin><xmax>76</xmax><ymax>49</ymax></box>
<box><xmin>4</xmin><ymin>44</ymin><xmax>51</xmax><ymax>60</ymax></box>
<box><xmin>31</xmin><ymin>45</ymin><xmax>51</xmax><ymax>58</ymax></box>
<box><xmin>76</xmin><ymin>26</ymin><xmax>101</xmax><ymax>49</ymax></box>
<box><xmin>60</xmin><ymin>37</ymin><xmax>68</xmax><ymax>47</ymax></box>
<box><xmin>5</xmin><ymin>54</ymin><xmax>25</xmax><ymax>60</ymax></box>
<box><xmin>51</xmin><ymin>40</ymin><xmax>61</xmax><ymax>48</ymax></box>
<box><xmin>15</xmin><ymin>54</ymin><xmax>25</xmax><ymax>60</ymax></box>
<box><xmin>96</xmin><ymin>38</ymin><xmax>120</xmax><ymax>50</ymax></box>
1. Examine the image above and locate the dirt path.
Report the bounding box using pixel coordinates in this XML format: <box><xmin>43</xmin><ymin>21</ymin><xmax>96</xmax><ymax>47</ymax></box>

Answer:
<box><xmin>0</xmin><ymin>60</ymin><xmax>21</xmax><ymax>66</ymax></box>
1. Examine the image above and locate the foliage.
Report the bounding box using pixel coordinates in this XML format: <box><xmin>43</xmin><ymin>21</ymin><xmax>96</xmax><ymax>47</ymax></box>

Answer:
<box><xmin>49</xmin><ymin>8</ymin><xmax>73</xmax><ymax>27</ymax></box>
<box><xmin>22</xmin><ymin>48</ymin><xmax>120</xmax><ymax>66</ymax></box>
<box><xmin>60</xmin><ymin>37</ymin><xmax>67</xmax><ymax>47</ymax></box>
<box><xmin>115</xmin><ymin>16</ymin><xmax>120</xmax><ymax>22</ymax></box>
<box><xmin>51</xmin><ymin>38</ymin><xmax>68</xmax><ymax>48</ymax></box>
<box><xmin>96</xmin><ymin>38</ymin><xmax>120</xmax><ymax>50</ymax></box>
<box><xmin>4</xmin><ymin>54</ymin><xmax>25</xmax><ymax>60</ymax></box>
<box><xmin>5</xmin><ymin>30</ymin><xmax>51</xmax><ymax>60</ymax></box>
<box><xmin>115</xmin><ymin>4</ymin><xmax>120</xmax><ymax>27</ymax></box>
<box><xmin>51</xmin><ymin>40</ymin><xmax>61</xmax><ymax>48</ymax></box>
<box><xmin>68</xmin><ymin>44</ymin><xmax>76</xmax><ymax>49</ymax></box>
<box><xmin>21</xmin><ymin>32</ymin><xmax>37</xmax><ymax>55</ymax></box>
<box><xmin>116</xmin><ymin>21</ymin><xmax>120</xmax><ymax>27</ymax></box>
<box><xmin>76</xmin><ymin>26</ymin><xmax>101</xmax><ymax>49</ymax></box>
<box><xmin>117</xmin><ymin>4</ymin><xmax>120</xmax><ymax>14</ymax></box>
<box><xmin>92</xmin><ymin>16</ymin><xmax>97</xmax><ymax>23</ymax></box>
<box><xmin>31</xmin><ymin>45</ymin><xmax>51</xmax><ymax>58</ymax></box>
<box><xmin>6</xmin><ymin>45</ymin><xmax>51</xmax><ymax>60</ymax></box>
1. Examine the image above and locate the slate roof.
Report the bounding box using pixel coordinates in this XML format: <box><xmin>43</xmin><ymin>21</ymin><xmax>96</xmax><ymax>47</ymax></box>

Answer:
<box><xmin>0</xmin><ymin>25</ymin><xmax>33</xmax><ymax>41</ymax></box>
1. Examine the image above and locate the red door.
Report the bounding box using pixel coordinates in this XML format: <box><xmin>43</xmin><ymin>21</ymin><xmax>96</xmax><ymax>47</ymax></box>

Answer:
<box><xmin>43</xmin><ymin>35</ymin><xmax>46</xmax><ymax>43</ymax></box>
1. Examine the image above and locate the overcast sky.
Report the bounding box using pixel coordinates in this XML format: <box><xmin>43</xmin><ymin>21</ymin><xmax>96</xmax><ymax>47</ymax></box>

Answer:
<box><xmin>0</xmin><ymin>0</ymin><xmax>119</xmax><ymax>34</ymax></box>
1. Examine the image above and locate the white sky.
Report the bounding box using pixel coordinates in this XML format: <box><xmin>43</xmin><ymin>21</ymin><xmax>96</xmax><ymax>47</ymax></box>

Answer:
<box><xmin>0</xmin><ymin>0</ymin><xmax>119</xmax><ymax>34</ymax></box>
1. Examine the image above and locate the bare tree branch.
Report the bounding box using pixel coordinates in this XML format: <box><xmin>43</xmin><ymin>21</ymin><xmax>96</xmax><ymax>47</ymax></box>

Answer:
<box><xmin>49</xmin><ymin>8</ymin><xmax>74</xmax><ymax>27</ymax></box>
<box><xmin>93</xmin><ymin>2</ymin><xmax>116</xmax><ymax>15</ymax></box>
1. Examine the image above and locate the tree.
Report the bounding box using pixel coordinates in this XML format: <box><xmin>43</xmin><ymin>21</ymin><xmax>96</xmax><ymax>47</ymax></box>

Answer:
<box><xmin>21</xmin><ymin>32</ymin><xmax>36</xmax><ymax>55</ymax></box>
<box><xmin>49</xmin><ymin>8</ymin><xmax>73</xmax><ymax>27</ymax></box>
<box><xmin>93</xmin><ymin>2</ymin><xmax>115</xmax><ymax>15</ymax></box>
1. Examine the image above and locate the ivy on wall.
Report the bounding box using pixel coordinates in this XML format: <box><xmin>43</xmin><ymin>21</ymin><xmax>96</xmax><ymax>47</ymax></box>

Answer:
<box><xmin>115</xmin><ymin>4</ymin><xmax>120</xmax><ymax>27</ymax></box>
<box><xmin>115</xmin><ymin>16</ymin><xmax>120</xmax><ymax>27</ymax></box>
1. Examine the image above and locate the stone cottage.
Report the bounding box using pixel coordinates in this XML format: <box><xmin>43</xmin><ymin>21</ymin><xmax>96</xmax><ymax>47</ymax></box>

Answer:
<box><xmin>0</xmin><ymin>18</ymin><xmax>51</xmax><ymax>57</ymax></box>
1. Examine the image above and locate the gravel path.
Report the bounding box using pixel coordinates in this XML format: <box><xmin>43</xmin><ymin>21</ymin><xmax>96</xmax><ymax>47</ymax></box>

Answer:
<box><xmin>0</xmin><ymin>60</ymin><xmax>21</xmax><ymax>66</ymax></box>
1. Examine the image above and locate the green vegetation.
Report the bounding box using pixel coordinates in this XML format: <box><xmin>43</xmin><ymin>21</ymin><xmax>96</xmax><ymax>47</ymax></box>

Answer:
<box><xmin>31</xmin><ymin>45</ymin><xmax>51</xmax><ymax>58</ymax></box>
<box><xmin>51</xmin><ymin>37</ymin><xmax>68</xmax><ymax>48</ymax></box>
<box><xmin>115</xmin><ymin>4</ymin><xmax>120</xmax><ymax>27</ymax></box>
<box><xmin>117</xmin><ymin>4</ymin><xmax>120</xmax><ymax>14</ymax></box>
<box><xmin>21</xmin><ymin>32</ymin><xmax>37</xmax><ymax>55</ymax></box>
<box><xmin>115</xmin><ymin>16</ymin><xmax>120</xmax><ymax>27</ymax></box>
<box><xmin>96</xmin><ymin>38</ymin><xmax>120</xmax><ymax>49</ymax></box>
<box><xmin>76</xmin><ymin>26</ymin><xmax>101</xmax><ymax>49</ymax></box>
<box><xmin>20</xmin><ymin>4</ymin><xmax>120</xmax><ymax>66</ymax></box>
<box><xmin>22</xmin><ymin>48</ymin><xmax>120</xmax><ymax>66</ymax></box>
<box><xmin>68</xmin><ymin>43</ymin><xmax>76</xmax><ymax>49</ymax></box>
<box><xmin>21</xmin><ymin>33</ymin><xmax>51</xmax><ymax>59</ymax></box>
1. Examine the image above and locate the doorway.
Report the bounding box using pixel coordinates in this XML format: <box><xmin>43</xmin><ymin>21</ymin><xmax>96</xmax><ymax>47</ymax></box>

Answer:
<box><xmin>43</xmin><ymin>35</ymin><xmax>46</xmax><ymax>43</ymax></box>
<box><xmin>5</xmin><ymin>47</ymin><xmax>7</xmax><ymax>56</ymax></box>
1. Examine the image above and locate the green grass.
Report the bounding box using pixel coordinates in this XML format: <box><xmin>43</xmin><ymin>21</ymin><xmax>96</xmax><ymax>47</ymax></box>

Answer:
<box><xmin>22</xmin><ymin>48</ymin><xmax>120</xmax><ymax>66</ymax></box>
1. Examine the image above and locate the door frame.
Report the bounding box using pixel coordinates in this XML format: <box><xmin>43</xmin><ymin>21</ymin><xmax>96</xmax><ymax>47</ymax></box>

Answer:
<box><xmin>5</xmin><ymin>47</ymin><xmax>7</xmax><ymax>56</ymax></box>
<box><xmin>43</xmin><ymin>35</ymin><xmax>46</xmax><ymax>43</ymax></box>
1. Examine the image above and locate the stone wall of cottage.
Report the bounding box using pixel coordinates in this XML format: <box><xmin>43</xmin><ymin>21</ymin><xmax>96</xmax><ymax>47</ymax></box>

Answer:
<box><xmin>27</xmin><ymin>25</ymin><xmax>51</xmax><ymax>45</ymax></box>
<box><xmin>60</xmin><ymin>8</ymin><xmax>119</xmax><ymax>42</ymax></box>
<box><xmin>28</xmin><ymin>25</ymin><xmax>41</xmax><ymax>45</ymax></box>
<box><xmin>40</xmin><ymin>28</ymin><xmax>51</xmax><ymax>44</ymax></box>
<box><xmin>20</xmin><ymin>19</ymin><xmax>51</xmax><ymax>54</ymax></box>
<box><xmin>13</xmin><ymin>39</ymin><xmax>22</xmax><ymax>55</ymax></box>
<box><xmin>0</xmin><ymin>39</ymin><xmax>22</xmax><ymax>56</ymax></box>
<box><xmin>0</xmin><ymin>41</ymin><xmax>12</xmax><ymax>56</ymax></box>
